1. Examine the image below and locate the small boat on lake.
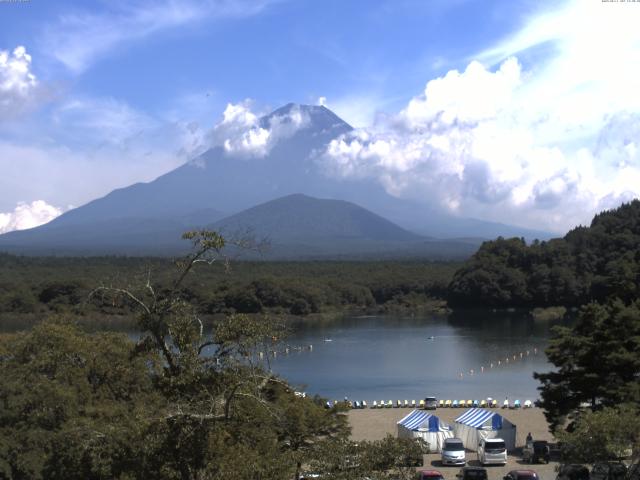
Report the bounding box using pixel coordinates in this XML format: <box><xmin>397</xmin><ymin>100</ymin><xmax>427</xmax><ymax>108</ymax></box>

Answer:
<box><xmin>372</xmin><ymin>400</ymin><xmax>377</xmax><ymax>408</ymax></box>
<box><xmin>524</xmin><ymin>399</ymin><xmax>532</xmax><ymax>408</ymax></box>
<box><xmin>438</xmin><ymin>399</ymin><xmax>445</xmax><ymax>408</ymax></box>
<box><xmin>480</xmin><ymin>399</ymin><xmax>487</xmax><ymax>408</ymax></box>
<box><xmin>472</xmin><ymin>400</ymin><xmax>479</xmax><ymax>408</ymax></box>
<box><xmin>404</xmin><ymin>400</ymin><xmax>409</xmax><ymax>408</ymax></box>
<box><xmin>362</xmin><ymin>400</ymin><xmax>367</xmax><ymax>408</ymax></box>
<box><xmin>395</xmin><ymin>400</ymin><xmax>401</xmax><ymax>408</ymax></box>
<box><xmin>514</xmin><ymin>399</ymin><xmax>521</xmax><ymax>409</ymax></box>
<box><xmin>452</xmin><ymin>400</ymin><xmax>459</xmax><ymax>408</ymax></box>
<box><xmin>503</xmin><ymin>399</ymin><xmax>509</xmax><ymax>408</ymax></box>
<box><xmin>445</xmin><ymin>399</ymin><xmax>452</xmax><ymax>407</ymax></box>
<box><xmin>491</xmin><ymin>399</ymin><xmax>498</xmax><ymax>408</ymax></box>
<box><xmin>386</xmin><ymin>400</ymin><xmax>393</xmax><ymax>408</ymax></box>
<box><xmin>419</xmin><ymin>399</ymin><xmax>425</xmax><ymax>408</ymax></box>
<box><xmin>411</xmin><ymin>399</ymin><xmax>416</xmax><ymax>408</ymax></box>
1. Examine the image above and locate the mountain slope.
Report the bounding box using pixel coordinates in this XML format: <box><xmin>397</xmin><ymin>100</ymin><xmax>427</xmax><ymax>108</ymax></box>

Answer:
<box><xmin>213</xmin><ymin>194</ymin><xmax>422</xmax><ymax>243</ymax></box>
<box><xmin>211</xmin><ymin>194</ymin><xmax>480</xmax><ymax>260</ymax></box>
<box><xmin>0</xmin><ymin>103</ymin><xmax>552</xmax><ymax>256</ymax></box>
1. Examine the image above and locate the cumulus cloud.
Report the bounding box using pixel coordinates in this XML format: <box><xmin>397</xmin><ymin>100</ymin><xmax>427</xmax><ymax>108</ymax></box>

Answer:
<box><xmin>0</xmin><ymin>200</ymin><xmax>63</xmax><ymax>234</ymax></box>
<box><xmin>212</xmin><ymin>101</ymin><xmax>310</xmax><ymax>157</ymax></box>
<box><xmin>0</xmin><ymin>46</ymin><xmax>38</xmax><ymax>120</ymax></box>
<box><xmin>321</xmin><ymin>1</ymin><xmax>640</xmax><ymax>232</ymax></box>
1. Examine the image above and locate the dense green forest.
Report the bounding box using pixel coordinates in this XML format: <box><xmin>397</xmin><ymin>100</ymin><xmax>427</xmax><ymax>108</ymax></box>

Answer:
<box><xmin>448</xmin><ymin>200</ymin><xmax>640</xmax><ymax>308</ymax></box>
<box><xmin>0</xmin><ymin>232</ymin><xmax>428</xmax><ymax>479</ymax></box>
<box><xmin>0</xmin><ymin>255</ymin><xmax>457</xmax><ymax>326</ymax></box>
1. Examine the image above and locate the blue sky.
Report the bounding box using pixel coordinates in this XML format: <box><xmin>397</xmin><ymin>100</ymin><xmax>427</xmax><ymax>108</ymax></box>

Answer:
<box><xmin>1</xmin><ymin>0</ymin><xmax>640</xmax><ymax>233</ymax></box>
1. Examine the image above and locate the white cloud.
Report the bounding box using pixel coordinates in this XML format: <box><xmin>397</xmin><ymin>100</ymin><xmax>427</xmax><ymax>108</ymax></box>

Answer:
<box><xmin>42</xmin><ymin>0</ymin><xmax>276</xmax><ymax>73</ymax></box>
<box><xmin>212</xmin><ymin>101</ymin><xmax>310</xmax><ymax>157</ymax></box>
<box><xmin>0</xmin><ymin>200</ymin><xmax>63</xmax><ymax>234</ymax></box>
<box><xmin>0</xmin><ymin>46</ymin><xmax>38</xmax><ymax>120</ymax></box>
<box><xmin>321</xmin><ymin>1</ymin><xmax>640</xmax><ymax>232</ymax></box>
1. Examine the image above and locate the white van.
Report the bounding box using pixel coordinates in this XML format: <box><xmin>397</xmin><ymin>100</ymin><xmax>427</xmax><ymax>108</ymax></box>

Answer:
<box><xmin>477</xmin><ymin>438</ymin><xmax>507</xmax><ymax>466</ymax></box>
<box><xmin>441</xmin><ymin>438</ymin><xmax>466</xmax><ymax>466</ymax></box>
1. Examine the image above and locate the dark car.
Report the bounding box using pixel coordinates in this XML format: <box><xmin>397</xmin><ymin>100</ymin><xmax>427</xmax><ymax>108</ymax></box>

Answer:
<box><xmin>416</xmin><ymin>469</ymin><xmax>445</xmax><ymax>480</ymax></box>
<box><xmin>456</xmin><ymin>466</ymin><xmax>488</xmax><ymax>480</ymax></box>
<box><xmin>590</xmin><ymin>462</ymin><xmax>627</xmax><ymax>480</ymax></box>
<box><xmin>522</xmin><ymin>440</ymin><xmax>550</xmax><ymax>464</ymax></box>
<box><xmin>424</xmin><ymin>396</ymin><xmax>438</xmax><ymax>410</ymax></box>
<box><xmin>504</xmin><ymin>469</ymin><xmax>540</xmax><ymax>480</ymax></box>
<box><xmin>556</xmin><ymin>464</ymin><xmax>590</xmax><ymax>480</ymax></box>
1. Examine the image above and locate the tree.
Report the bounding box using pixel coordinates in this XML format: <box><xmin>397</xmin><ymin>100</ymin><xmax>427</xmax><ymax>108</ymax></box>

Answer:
<box><xmin>557</xmin><ymin>405</ymin><xmax>640</xmax><ymax>463</ymax></box>
<box><xmin>1</xmin><ymin>231</ymin><xmax>351</xmax><ymax>479</ymax></box>
<box><xmin>534</xmin><ymin>300</ymin><xmax>640</xmax><ymax>432</ymax></box>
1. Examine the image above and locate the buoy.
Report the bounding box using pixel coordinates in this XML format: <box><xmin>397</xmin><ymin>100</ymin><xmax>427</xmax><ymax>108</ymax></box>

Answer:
<box><xmin>481</xmin><ymin>366</ymin><xmax>484</xmax><ymax>373</ymax></box>
<box><xmin>309</xmin><ymin>345</ymin><xmax>313</xmax><ymax>351</ymax></box>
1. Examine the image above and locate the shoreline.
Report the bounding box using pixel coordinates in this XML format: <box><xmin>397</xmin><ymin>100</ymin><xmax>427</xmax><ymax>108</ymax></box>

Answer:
<box><xmin>347</xmin><ymin>407</ymin><xmax>554</xmax><ymax>445</ymax></box>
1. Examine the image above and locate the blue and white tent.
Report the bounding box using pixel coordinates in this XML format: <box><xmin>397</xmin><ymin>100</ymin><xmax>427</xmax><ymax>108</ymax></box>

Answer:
<box><xmin>397</xmin><ymin>410</ymin><xmax>453</xmax><ymax>452</ymax></box>
<box><xmin>453</xmin><ymin>408</ymin><xmax>516</xmax><ymax>451</ymax></box>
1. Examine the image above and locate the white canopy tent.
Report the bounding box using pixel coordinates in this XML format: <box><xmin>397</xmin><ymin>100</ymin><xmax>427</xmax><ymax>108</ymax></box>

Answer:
<box><xmin>453</xmin><ymin>408</ymin><xmax>516</xmax><ymax>452</ymax></box>
<box><xmin>397</xmin><ymin>410</ymin><xmax>454</xmax><ymax>453</ymax></box>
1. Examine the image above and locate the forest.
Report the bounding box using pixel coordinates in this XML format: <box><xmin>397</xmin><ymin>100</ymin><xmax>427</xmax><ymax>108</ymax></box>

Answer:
<box><xmin>0</xmin><ymin>254</ymin><xmax>457</xmax><ymax>328</ymax></box>
<box><xmin>448</xmin><ymin>200</ymin><xmax>640</xmax><ymax>308</ymax></box>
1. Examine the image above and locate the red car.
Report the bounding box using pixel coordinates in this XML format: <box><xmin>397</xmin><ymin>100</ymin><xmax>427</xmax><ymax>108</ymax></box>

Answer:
<box><xmin>504</xmin><ymin>469</ymin><xmax>540</xmax><ymax>480</ymax></box>
<box><xmin>416</xmin><ymin>469</ymin><xmax>445</xmax><ymax>480</ymax></box>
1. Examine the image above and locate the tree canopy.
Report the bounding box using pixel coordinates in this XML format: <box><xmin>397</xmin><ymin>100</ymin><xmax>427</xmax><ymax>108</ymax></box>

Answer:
<box><xmin>534</xmin><ymin>300</ymin><xmax>640</xmax><ymax>433</ymax></box>
<box><xmin>448</xmin><ymin>200</ymin><xmax>640</xmax><ymax>308</ymax></box>
<box><xmin>0</xmin><ymin>230</ymin><xmax>425</xmax><ymax>479</ymax></box>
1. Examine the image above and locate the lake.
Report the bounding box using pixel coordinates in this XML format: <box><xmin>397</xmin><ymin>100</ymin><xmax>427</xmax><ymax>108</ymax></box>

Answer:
<box><xmin>268</xmin><ymin>311</ymin><xmax>564</xmax><ymax>403</ymax></box>
<box><xmin>0</xmin><ymin>309</ymin><xmax>563</xmax><ymax>404</ymax></box>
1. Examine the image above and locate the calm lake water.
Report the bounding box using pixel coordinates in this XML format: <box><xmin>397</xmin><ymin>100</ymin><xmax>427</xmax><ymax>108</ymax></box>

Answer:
<box><xmin>268</xmin><ymin>311</ymin><xmax>564</xmax><ymax>403</ymax></box>
<box><xmin>1</xmin><ymin>310</ymin><xmax>564</xmax><ymax>404</ymax></box>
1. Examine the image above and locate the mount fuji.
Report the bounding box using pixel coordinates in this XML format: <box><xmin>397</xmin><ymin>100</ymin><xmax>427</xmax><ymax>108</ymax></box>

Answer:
<box><xmin>0</xmin><ymin>103</ymin><xmax>550</xmax><ymax>257</ymax></box>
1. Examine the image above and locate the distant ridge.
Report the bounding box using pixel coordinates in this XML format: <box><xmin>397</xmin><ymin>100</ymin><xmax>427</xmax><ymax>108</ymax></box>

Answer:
<box><xmin>213</xmin><ymin>193</ymin><xmax>422</xmax><ymax>243</ymax></box>
<box><xmin>0</xmin><ymin>103</ymin><xmax>552</xmax><ymax>257</ymax></box>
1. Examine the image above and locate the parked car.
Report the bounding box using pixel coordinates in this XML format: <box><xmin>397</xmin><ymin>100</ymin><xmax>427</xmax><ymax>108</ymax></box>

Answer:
<box><xmin>504</xmin><ymin>470</ymin><xmax>540</xmax><ymax>480</ymax></box>
<box><xmin>441</xmin><ymin>438</ymin><xmax>466</xmax><ymax>466</ymax></box>
<box><xmin>456</xmin><ymin>467</ymin><xmax>488</xmax><ymax>480</ymax></box>
<box><xmin>590</xmin><ymin>462</ymin><xmax>627</xmax><ymax>480</ymax></box>
<box><xmin>416</xmin><ymin>469</ymin><xmax>445</xmax><ymax>480</ymax></box>
<box><xmin>522</xmin><ymin>440</ymin><xmax>550</xmax><ymax>464</ymax></box>
<box><xmin>477</xmin><ymin>438</ymin><xmax>507</xmax><ymax>466</ymax></box>
<box><xmin>555</xmin><ymin>464</ymin><xmax>590</xmax><ymax>480</ymax></box>
<box><xmin>424</xmin><ymin>396</ymin><xmax>438</xmax><ymax>410</ymax></box>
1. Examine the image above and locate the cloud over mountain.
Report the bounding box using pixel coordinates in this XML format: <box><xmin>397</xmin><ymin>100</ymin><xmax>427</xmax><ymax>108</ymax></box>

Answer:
<box><xmin>321</xmin><ymin>6</ymin><xmax>640</xmax><ymax>233</ymax></box>
<box><xmin>211</xmin><ymin>101</ymin><xmax>311</xmax><ymax>158</ymax></box>
<box><xmin>0</xmin><ymin>200</ymin><xmax>63</xmax><ymax>234</ymax></box>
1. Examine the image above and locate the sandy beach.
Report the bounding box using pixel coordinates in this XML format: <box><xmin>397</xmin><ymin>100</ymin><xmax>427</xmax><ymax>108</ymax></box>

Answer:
<box><xmin>347</xmin><ymin>407</ymin><xmax>560</xmax><ymax>480</ymax></box>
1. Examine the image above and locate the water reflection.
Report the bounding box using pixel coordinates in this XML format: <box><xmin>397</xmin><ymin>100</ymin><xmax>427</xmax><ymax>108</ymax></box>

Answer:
<box><xmin>270</xmin><ymin>311</ymin><xmax>567</xmax><ymax>402</ymax></box>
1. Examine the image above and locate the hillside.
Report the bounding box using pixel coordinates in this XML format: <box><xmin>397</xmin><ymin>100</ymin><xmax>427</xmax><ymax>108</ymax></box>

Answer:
<box><xmin>448</xmin><ymin>200</ymin><xmax>640</xmax><ymax>307</ymax></box>
<box><xmin>0</xmin><ymin>103</ymin><xmax>551</xmax><ymax>257</ymax></box>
